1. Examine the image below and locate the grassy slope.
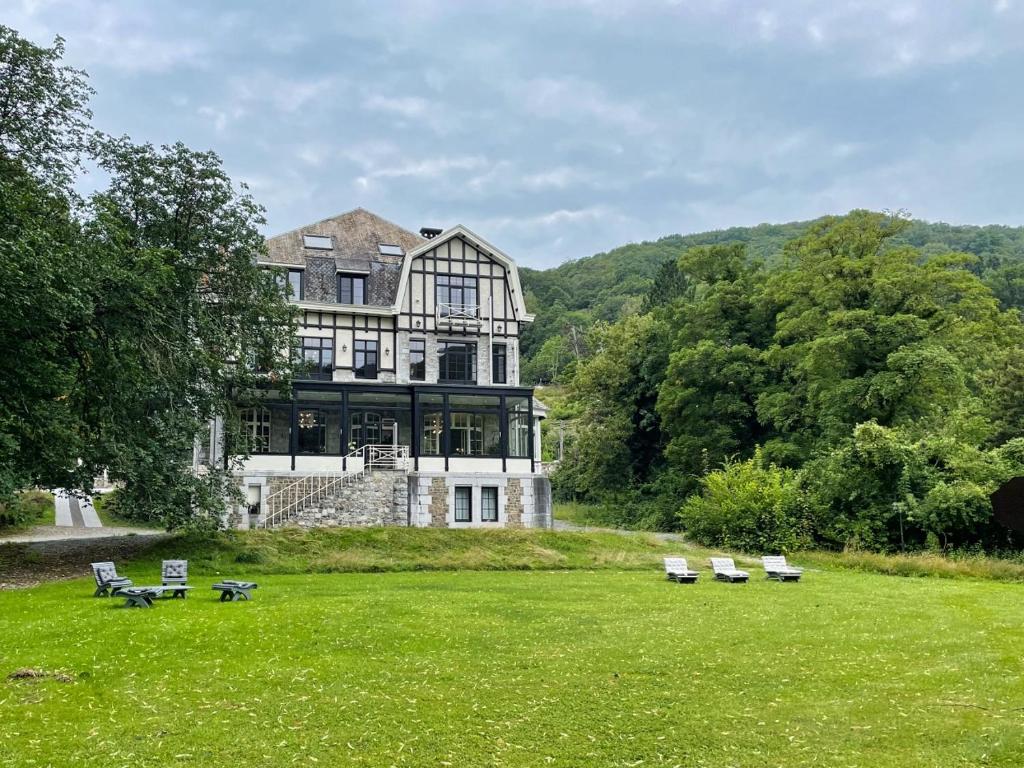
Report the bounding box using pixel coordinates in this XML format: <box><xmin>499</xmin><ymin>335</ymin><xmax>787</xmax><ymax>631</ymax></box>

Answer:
<box><xmin>2</xmin><ymin>565</ymin><xmax>1023</xmax><ymax>767</ymax></box>
<box><xmin>126</xmin><ymin>527</ymin><xmax>693</xmax><ymax>574</ymax></box>
<box><xmin>0</xmin><ymin>490</ymin><xmax>53</xmax><ymax>533</ymax></box>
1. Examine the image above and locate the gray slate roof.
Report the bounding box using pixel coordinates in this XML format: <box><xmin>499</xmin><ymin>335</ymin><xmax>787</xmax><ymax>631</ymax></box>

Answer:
<box><xmin>264</xmin><ymin>208</ymin><xmax>426</xmax><ymax>306</ymax></box>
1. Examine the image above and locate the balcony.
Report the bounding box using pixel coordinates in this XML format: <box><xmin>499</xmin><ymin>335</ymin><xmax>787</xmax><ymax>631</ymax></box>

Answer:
<box><xmin>436</xmin><ymin>302</ymin><xmax>481</xmax><ymax>326</ymax></box>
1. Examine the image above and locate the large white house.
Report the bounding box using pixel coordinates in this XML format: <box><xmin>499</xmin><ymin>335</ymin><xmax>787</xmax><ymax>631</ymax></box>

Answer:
<box><xmin>221</xmin><ymin>208</ymin><xmax>551</xmax><ymax>530</ymax></box>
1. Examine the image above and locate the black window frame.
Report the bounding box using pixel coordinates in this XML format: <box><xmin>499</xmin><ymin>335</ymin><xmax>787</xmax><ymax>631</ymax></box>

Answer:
<box><xmin>492</xmin><ymin>343</ymin><xmax>507</xmax><ymax>385</ymax></box>
<box><xmin>436</xmin><ymin>274</ymin><xmax>478</xmax><ymax>317</ymax></box>
<box><xmin>438</xmin><ymin>341</ymin><xmax>477</xmax><ymax>384</ymax></box>
<box><xmin>337</xmin><ymin>273</ymin><xmax>366</xmax><ymax>305</ymax></box>
<box><xmin>409</xmin><ymin>338</ymin><xmax>426</xmax><ymax>381</ymax></box>
<box><xmin>296</xmin><ymin>406</ymin><xmax>328</xmax><ymax>454</ymax></box>
<box><xmin>354</xmin><ymin>340</ymin><xmax>379</xmax><ymax>380</ymax></box>
<box><xmin>454</xmin><ymin>486</ymin><xmax>472</xmax><ymax>522</ymax></box>
<box><xmin>481</xmin><ymin>486</ymin><xmax>498</xmax><ymax>522</ymax></box>
<box><xmin>297</xmin><ymin>336</ymin><xmax>334</xmax><ymax>380</ymax></box>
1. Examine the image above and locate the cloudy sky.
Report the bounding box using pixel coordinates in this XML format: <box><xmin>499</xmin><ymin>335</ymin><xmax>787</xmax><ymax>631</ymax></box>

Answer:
<box><xmin>6</xmin><ymin>1</ymin><xmax>1024</xmax><ymax>268</ymax></box>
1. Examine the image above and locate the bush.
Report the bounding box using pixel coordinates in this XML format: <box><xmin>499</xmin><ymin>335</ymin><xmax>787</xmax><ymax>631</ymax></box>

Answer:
<box><xmin>679</xmin><ymin>450</ymin><xmax>813</xmax><ymax>552</ymax></box>
<box><xmin>0</xmin><ymin>490</ymin><xmax>54</xmax><ymax>528</ymax></box>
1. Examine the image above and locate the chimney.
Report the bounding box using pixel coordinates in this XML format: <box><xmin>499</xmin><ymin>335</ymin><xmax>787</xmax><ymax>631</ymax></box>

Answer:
<box><xmin>419</xmin><ymin>227</ymin><xmax>443</xmax><ymax>240</ymax></box>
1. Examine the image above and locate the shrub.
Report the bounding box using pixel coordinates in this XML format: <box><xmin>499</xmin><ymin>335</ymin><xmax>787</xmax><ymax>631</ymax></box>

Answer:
<box><xmin>0</xmin><ymin>490</ymin><xmax>54</xmax><ymax>528</ymax></box>
<box><xmin>679</xmin><ymin>450</ymin><xmax>813</xmax><ymax>552</ymax></box>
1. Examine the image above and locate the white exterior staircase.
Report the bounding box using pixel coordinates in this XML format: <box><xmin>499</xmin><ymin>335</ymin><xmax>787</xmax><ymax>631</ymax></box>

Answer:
<box><xmin>260</xmin><ymin>445</ymin><xmax>409</xmax><ymax>528</ymax></box>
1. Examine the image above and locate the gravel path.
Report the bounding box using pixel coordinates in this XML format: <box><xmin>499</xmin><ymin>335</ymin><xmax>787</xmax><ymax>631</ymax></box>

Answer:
<box><xmin>0</xmin><ymin>530</ymin><xmax>171</xmax><ymax>589</ymax></box>
<box><xmin>0</xmin><ymin>525</ymin><xmax>164</xmax><ymax>544</ymax></box>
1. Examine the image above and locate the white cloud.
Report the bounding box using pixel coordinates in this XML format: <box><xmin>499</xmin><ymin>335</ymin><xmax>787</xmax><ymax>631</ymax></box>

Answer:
<box><xmin>363</xmin><ymin>94</ymin><xmax>431</xmax><ymax>119</ymax></box>
<box><xmin>513</xmin><ymin>76</ymin><xmax>657</xmax><ymax>135</ymax></box>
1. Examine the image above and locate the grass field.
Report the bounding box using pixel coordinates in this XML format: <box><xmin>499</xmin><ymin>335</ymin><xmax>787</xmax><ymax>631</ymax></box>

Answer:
<box><xmin>2</xmin><ymin>532</ymin><xmax>1024</xmax><ymax>767</ymax></box>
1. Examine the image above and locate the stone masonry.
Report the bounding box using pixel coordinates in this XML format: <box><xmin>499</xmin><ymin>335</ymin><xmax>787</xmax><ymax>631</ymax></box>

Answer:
<box><xmin>429</xmin><ymin>477</ymin><xmax>448</xmax><ymax>527</ymax></box>
<box><xmin>286</xmin><ymin>471</ymin><xmax>408</xmax><ymax>528</ymax></box>
<box><xmin>505</xmin><ymin>477</ymin><xmax>523</xmax><ymax>528</ymax></box>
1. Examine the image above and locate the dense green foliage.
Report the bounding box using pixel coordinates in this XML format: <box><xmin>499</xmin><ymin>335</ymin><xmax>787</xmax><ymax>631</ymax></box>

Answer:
<box><xmin>4</xmin><ymin>555</ymin><xmax>1024</xmax><ymax>766</ymax></box>
<box><xmin>0</xmin><ymin>489</ymin><xmax>53</xmax><ymax>528</ymax></box>
<box><xmin>0</xmin><ymin>27</ymin><xmax>295</xmax><ymax>529</ymax></box>
<box><xmin>555</xmin><ymin>211</ymin><xmax>1024</xmax><ymax>551</ymax></box>
<box><xmin>522</xmin><ymin>216</ymin><xmax>1024</xmax><ymax>384</ymax></box>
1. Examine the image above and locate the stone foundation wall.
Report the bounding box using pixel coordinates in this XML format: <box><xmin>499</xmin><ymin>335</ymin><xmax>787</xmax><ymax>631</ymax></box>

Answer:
<box><xmin>287</xmin><ymin>471</ymin><xmax>408</xmax><ymax>528</ymax></box>
<box><xmin>428</xmin><ymin>477</ymin><xmax>448</xmax><ymax>527</ymax></box>
<box><xmin>408</xmin><ymin>472</ymin><xmax>551</xmax><ymax>528</ymax></box>
<box><xmin>505</xmin><ymin>478</ymin><xmax>523</xmax><ymax>528</ymax></box>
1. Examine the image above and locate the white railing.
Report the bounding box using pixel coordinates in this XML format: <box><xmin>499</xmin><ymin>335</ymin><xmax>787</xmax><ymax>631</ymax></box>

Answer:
<box><xmin>436</xmin><ymin>303</ymin><xmax>480</xmax><ymax>323</ymax></box>
<box><xmin>365</xmin><ymin>444</ymin><xmax>410</xmax><ymax>470</ymax></box>
<box><xmin>258</xmin><ymin>445</ymin><xmax>410</xmax><ymax>528</ymax></box>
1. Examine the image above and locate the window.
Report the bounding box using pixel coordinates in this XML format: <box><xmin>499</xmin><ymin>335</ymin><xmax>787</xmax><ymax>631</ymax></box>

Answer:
<box><xmin>297</xmin><ymin>337</ymin><xmax>333</xmax><ymax>380</ymax></box>
<box><xmin>438</xmin><ymin>341</ymin><xmax>477</xmax><ymax>383</ymax></box>
<box><xmin>409</xmin><ymin>339</ymin><xmax>425</xmax><ymax>381</ymax></box>
<box><xmin>454</xmin><ymin>486</ymin><xmax>472</xmax><ymax>523</ymax></box>
<box><xmin>449</xmin><ymin>412</ymin><xmax>500</xmax><ymax>456</ymax></box>
<box><xmin>287</xmin><ymin>269</ymin><xmax>303</xmax><ymax>300</ymax></box>
<box><xmin>419</xmin><ymin>394</ymin><xmax>444</xmax><ymax>455</ymax></box>
<box><xmin>492</xmin><ymin>343</ymin><xmax>507</xmax><ymax>384</ymax></box>
<box><xmin>436</xmin><ymin>275</ymin><xmax>478</xmax><ymax>317</ymax></box>
<box><xmin>297</xmin><ymin>408</ymin><xmax>327</xmax><ymax>454</ymax></box>
<box><xmin>337</xmin><ymin>273</ymin><xmax>366</xmax><ymax>305</ymax></box>
<box><xmin>481</xmin><ymin>487</ymin><xmax>498</xmax><ymax>522</ymax></box>
<box><xmin>378</xmin><ymin>243</ymin><xmax>404</xmax><ymax>256</ymax></box>
<box><xmin>507</xmin><ymin>396</ymin><xmax>530</xmax><ymax>458</ymax></box>
<box><xmin>354</xmin><ymin>340</ymin><xmax>378</xmax><ymax>379</ymax></box>
<box><xmin>240</xmin><ymin>407</ymin><xmax>270</xmax><ymax>454</ymax></box>
<box><xmin>303</xmin><ymin>234</ymin><xmax>333</xmax><ymax>249</ymax></box>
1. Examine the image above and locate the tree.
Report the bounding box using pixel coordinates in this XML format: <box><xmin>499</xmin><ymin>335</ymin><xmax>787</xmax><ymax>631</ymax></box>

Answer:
<box><xmin>0</xmin><ymin>26</ymin><xmax>296</xmax><ymax>529</ymax></box>
<box><xmin>78</xmin><ymin>138</ymin><xmax>296</xmax><ymax>528</ymax></box>
<box><xmin>0</xmin><ymin>27</ymin><xmax>92</xmax><ymax>189</ymax></box>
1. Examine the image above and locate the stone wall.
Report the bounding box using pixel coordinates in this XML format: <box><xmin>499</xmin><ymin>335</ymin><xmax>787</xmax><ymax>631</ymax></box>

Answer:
<box><xmin>506</xmin><ymin>478</ymin><xmax>523</xmax><ymax>528</ymax></box>
<box><xmin>286</xmin><ymin>471</ymin><xmax>408</xmax><ymax>528</ymax></box>
<box><xmin>428</xmin><ymin>477</ymin><xmax>448</xmax><ymax>527</ymax></box>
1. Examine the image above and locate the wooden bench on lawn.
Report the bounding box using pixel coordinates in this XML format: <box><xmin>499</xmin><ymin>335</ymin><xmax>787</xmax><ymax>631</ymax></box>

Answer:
<box><xmin>118</xmin><ymin>587</ymin><xmax>163</xmax><ymax>608</ymax></box>
<box><xmin>212</xmin><ymin>580</ymin><xmax>258</xmax><ymax>602</ymax></box>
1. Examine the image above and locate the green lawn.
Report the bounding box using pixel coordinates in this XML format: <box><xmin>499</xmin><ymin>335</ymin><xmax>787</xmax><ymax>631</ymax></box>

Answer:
<box><xmin>2</xmin><ymin>550</ymin><xmax>1023</xmax><ymax>766</ymax></box>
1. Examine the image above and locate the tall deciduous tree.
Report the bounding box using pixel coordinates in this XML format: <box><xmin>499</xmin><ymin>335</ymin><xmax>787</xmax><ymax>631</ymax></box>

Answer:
<box><xmin>0</xmin><ymin>26</ymin><xmax>296</xmax><ymax>529</ymax></box>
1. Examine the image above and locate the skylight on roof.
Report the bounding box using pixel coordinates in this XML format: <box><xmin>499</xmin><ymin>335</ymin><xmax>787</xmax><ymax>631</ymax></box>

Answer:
<box><xmin>303</xmin><ymin>234</ymin><xmax>333</xmax><ymax>250</ymax></box>
<box><xmin>378</xmin><ymin>243</ymin><xmax>404</xmax><ymax>256</ymax></box>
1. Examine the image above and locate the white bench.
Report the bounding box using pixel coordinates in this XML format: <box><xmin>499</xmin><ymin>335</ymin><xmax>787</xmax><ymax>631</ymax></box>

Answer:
<box><xmin>663</xmin><ymin>557</ymin><xmax>699</xmax><ymax>584</ymax></box>
<box><xmin>762</xmin><ymin>555</ymin><xmax>803</xmax><ymax>582</ymax></box>
<box><xmin>710</xmin><ymin>557</ymin><xmax>749</xmax><ymax>583</ymax></box>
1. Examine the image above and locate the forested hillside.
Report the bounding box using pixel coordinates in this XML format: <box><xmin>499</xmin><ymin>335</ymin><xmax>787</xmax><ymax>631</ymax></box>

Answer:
<box><xmin>543</xmin><ymin>211</ymin><xmax>1024</xmax><ymax>554</ymax></box>
<box><xmin>521</xmin><ymin>216</ymin><xmax>1024</xmax><ymax>383</ymax></box>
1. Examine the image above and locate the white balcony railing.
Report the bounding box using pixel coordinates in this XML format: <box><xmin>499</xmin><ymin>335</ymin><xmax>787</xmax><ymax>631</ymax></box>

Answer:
<box><xmin>436</xmin><ymin>303</ymin><xmax>481</xmax><ymax>323</ymax></box>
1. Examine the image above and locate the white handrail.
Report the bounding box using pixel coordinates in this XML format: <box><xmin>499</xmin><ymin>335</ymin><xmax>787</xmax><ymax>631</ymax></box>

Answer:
<box><xmin>258</xmin><ymin>445</ymin><xmax>410</xmax><ymax>528</ymax></box>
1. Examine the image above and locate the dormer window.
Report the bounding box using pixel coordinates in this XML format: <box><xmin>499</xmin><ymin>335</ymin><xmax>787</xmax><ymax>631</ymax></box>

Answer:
<box><xmin>303</xmin><ymin>234</ymin><xmax>333</xmax><ymax>250</ymax></box>
<box><xmin>337</xmin><ymin>273</ymin><xmax>366</xmax><ymax>305</ymax></box>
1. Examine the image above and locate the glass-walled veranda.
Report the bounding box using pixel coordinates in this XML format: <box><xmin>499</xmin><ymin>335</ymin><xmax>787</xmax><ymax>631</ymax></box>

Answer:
<box><xmin>236</xmin><ymin>384</ymin><xmax>535</xmax><ymax>472</ymax></box>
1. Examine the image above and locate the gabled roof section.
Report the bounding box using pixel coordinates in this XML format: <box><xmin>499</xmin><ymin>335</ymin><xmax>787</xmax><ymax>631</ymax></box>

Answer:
<box><xmin>393</xmin><ymin>225</ymin><xmax>535</xmax><ymax>322</ymax></box>
<box><xmin>264</xmin><ymin>208</ymin><xmax>422</xmax><ymax>266</ymax></box>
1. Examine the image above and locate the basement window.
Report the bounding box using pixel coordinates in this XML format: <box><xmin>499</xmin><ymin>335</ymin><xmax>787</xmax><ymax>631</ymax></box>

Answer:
<box><xmin>303</xmin><ymin>234</ymin><xmax>333</xmax><ymax>250</ymax></box>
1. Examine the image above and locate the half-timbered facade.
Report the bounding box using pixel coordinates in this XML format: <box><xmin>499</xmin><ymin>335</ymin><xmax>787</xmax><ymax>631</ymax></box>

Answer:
<box><xmin>226</xmin><ymin>208</ymin><xmax>551</xmax><ymax>530</ymax></box>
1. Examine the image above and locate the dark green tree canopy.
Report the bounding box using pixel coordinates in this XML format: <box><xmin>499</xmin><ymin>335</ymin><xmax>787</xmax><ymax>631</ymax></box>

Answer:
<box><xmin>0</xmin><ymin>26</ymin><xmax>296</xmax><ymax>529</ymax></box>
